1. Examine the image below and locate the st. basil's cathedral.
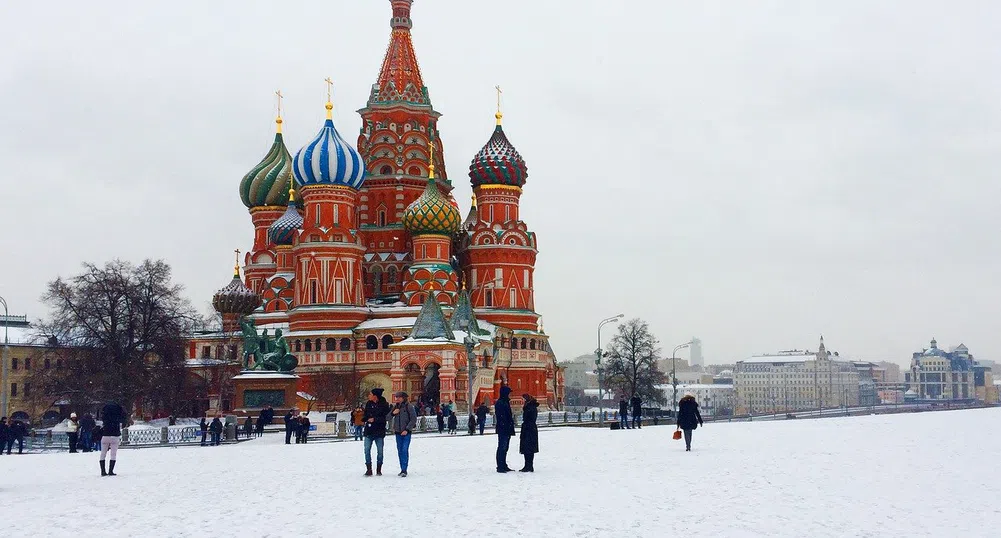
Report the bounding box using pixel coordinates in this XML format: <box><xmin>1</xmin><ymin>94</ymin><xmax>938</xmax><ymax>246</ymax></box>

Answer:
<box><xmin>189</xmin><ymin>0</ymin><xmax>563</xmax><ymax>414</ymax></box>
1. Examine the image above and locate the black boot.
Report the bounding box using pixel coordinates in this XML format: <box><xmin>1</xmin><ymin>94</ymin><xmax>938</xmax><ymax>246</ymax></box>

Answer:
<box><xmin>100</xmin><ymin>460</ymin><xmax>107</xmax><ymax>477</ymax></box>
<box><xmin>365</xmin><ymin>463</ymin><xmax>373</xmax><ymax>476</ymax></box>
<box><xmin>376</xmin><ymin>463</ymin><xmax>383</xmax><ymax>476</ymax></box>
<box><xmin>108</xmin><ymin>460</ymin><xmax>117</xmax><ymax>476</ymax></box>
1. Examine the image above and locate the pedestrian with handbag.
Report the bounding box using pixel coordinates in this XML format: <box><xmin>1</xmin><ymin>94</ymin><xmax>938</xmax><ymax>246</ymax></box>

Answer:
<box><xmin>676</xmin><ymin>392</ymin><xmax>704</xmax><ymax>451</ymax></box>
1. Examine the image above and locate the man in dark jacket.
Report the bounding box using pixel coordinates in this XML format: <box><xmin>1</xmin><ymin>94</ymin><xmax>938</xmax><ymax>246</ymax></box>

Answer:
<box><xmin>363</xmin><ymin>388</ymin><xmax>390</xmax><ymax>476</ymax></box>
<box><xmin>0</xmin><ymin>417</ymin><xmax>8</xmax><ymax>454</ymax></box>
<box><xmin>389</xmin><ymin>391</ymin><xmax>417</xmax><ymax>477</ymax></box>
<box><xmin>300</xmin><ymin>415</ymin><xmax>311</xmax><ymax>444</ymax></box>
<box><xmin>676</xmin><ymin>393</ymin><xmax>704</xmax><ymax>451</ymax></box>
<box><xmin>630</xmin><ymin>395</ymin><xmax>643</xmax><ymax>429</ymax></box>
<box><xmin>475</xmin><ymin>403</ymin><xmax>489</xmax><ymax>435</ymax></box>
<box><xmin>618</xmin><ymin>397</ymin><xmax>629</xmax><ymax>429</ymax></box>
<box><xmin>209</xmin><ymin>417</ymin><xmax>223</xmax><ymax>446</ymax></box>
<box><xmin>79</xmin><ymin>413</ymin><xmax>96</xmax><ymax>452</ymax></box>
<box><xmin>283</xmin><ymin>410</ymin><xmax>295</xmax><ymax>444</ymax></box>
<box><xmin>199</xmin><ymin>418</ymin><xmax>208</xmax><ymax>446</ymax></box>
<box><xmin>99</xmin><ymin>401</ymin><xmax>127</xmax><ymax>476</ymax></box>
<box><xmin>494</xmin><ymin>385</ymin><xmax>516</xmax><ymax>473</ymax></box>
<box><xmin>7</xmin><ymin>419</ymin><xmax>26</xmax><ymax>454</ymax></box>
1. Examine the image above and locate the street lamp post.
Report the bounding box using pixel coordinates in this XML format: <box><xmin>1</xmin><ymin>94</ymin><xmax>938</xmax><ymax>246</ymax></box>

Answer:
<box><xmin>671</xmin><ymin>341</ymin><xmax>692</xmax><ymax>417</ymax></box>
<box><xmin>0</xmin><ymin>295</ymin><xmax>9</xmax><ymax>418</ymax></box>
<box><xmin>458</xmin><ymin>318</ymin><xmax>477</xmax><ymax>435</ymax></box>
<box><xmin>595</xmin><ymin>314</ymin><xmax>624</xmax><ymax>427</ymax></box>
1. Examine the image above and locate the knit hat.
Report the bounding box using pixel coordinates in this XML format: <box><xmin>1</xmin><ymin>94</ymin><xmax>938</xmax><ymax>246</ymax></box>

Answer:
<box><xmin>70</xmin><ymin>413</ymin><xmax>77</xmax><ymax>419</ymax></box>
<box><xmin>395</xmin><ymin>391</ymin><xmax>408</xmax><ymax>399</ymax></box>
<box><xmin>371</xmin><ymin>388</ymin><xmax>385</xmax><ymax>397</ymax></box>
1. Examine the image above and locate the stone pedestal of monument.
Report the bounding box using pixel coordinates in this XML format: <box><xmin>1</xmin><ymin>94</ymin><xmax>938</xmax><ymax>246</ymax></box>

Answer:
<box><xmin>232</xmin><ymin>371</ymin><xmax>300</xmax><ymax>417</ymax></box>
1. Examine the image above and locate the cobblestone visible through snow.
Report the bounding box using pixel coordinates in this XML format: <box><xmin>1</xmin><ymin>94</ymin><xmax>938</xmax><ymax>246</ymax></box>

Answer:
<box><xmin>1</xmin><ymin>408</ymin><xmax>998</xmax><ymax>537</ymax></box>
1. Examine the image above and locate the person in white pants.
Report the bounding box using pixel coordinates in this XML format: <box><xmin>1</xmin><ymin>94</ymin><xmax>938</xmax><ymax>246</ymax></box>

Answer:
<box><xmin>99</xmin><ymin>401</ymin><xmax>127</xmax><ymax>477</ymax></box>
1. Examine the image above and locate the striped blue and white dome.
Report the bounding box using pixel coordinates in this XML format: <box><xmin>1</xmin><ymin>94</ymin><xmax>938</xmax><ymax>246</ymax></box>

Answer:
<box><xmin>292</xmin><ymin>111</ymin><xmax>366</xmax><ymax>190</ymax></box>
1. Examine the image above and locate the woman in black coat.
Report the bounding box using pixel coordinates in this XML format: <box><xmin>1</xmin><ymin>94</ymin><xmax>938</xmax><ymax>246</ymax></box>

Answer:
<box><xmin>676</xmin><ymin>393</ymin><xmax>704</xmax><ymax>451</ymax></box>
<box><xmin>519</xmin><ymin>394</ymin><xmax>539</xmax><ymax>472</ymax></box>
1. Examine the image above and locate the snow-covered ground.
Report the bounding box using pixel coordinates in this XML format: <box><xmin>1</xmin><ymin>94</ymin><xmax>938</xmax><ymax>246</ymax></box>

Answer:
<box><xmin>2</xmin><ymin>408</ymin><xmax>999</xmax><ymax>537</ymax></box>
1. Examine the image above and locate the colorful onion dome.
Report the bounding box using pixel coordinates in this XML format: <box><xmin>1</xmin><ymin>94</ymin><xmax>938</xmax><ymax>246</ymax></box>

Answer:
<box><xmin>240</xmin><ymin>119</ymin><xmax>294</xmax><ymax>208</ymax></box>
<box><xmin>292</xmin><ymin>102</ymin><xmax>366</xmax><ymax>190</ymax></box>
<box><xmin>403</xmin><ymin>178</ymin><xmax>462</xmax><ymax>236</ymax></box>
<box><xmin>212</xmin><ymin>270</ymin><xmax>262</xmax><ymax>316</ymax></box>
<box><xmin>468</xmin><ymin>121</ymin><xmax>528</xmax><ymax>188</ymax></box>
<box><xmin>268</xmin><ymin>204</ymin><xmax>303</xmax><ymax>246</ymax></box>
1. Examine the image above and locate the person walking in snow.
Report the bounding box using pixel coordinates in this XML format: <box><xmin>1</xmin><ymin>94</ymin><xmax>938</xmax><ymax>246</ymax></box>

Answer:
<box><xmin>0</xmin><ymin>417</ymin><xmax>9</xmax><ymax>455</ymax></box>
<box><xmin>210</xmin><ymin>416</ymin><xmax>223</xmax><ymax>446</ymax></box>
<box><xmin>242</xmin><ymin>417</ymin><xmax>253</xmax><ymax>439</ymax></box>
<box><xmin>363</xmin><ymin>388</ymin><xmax>390</xmax><ymax>476</ymax></box>
<box><xmin>300</xmin><ymin>415</ymin><xmax>311</xmax><ymax>444</ymax></box>
<box><xmin>255</xmin><ymin>416</ymin><xmax>265</xmax><ymax>438</ymax></box>
<box><xmin>494</xmin><ymin>385</ymin><xmax>516</xmax><ymax>473</ymax></box>
<box><xmin>199</xmin><ymin>417</ymin><xmax>208</xmax><ymax>446</ymax></box>
<box><xmin>7</xmin><ymin>419</ymin><xmax>26</xmax><ymax>454</ymax></box>
<box><xmin>475</xmin><ymin>402</ymin><xmax>489</xmax><ymax>435</ymax></box>
<box><xmin>79</xmin><ymin>413</ymin><xmax>96</xmax><ymax>452</ymax></box>
<box><xmin>447</xmin><ymin>412</ymin><xmax>457</xmax><ymax>435</ymax></box>
<box><xmin>676</xmin><ymin>392</ymin><xmax>704</xmax><ymax>452</ymax></box>
<box><xmin>352</xmin><ymin>405</ymin><xmax>365</xmax><ymax>441</ymax></box>
<box><xmin>67</xmin><ymin>413</ymin><xmax>80</xmax><ymax>453</ymax></box>
<box><xmin>91</xmin><ymin>424</ymin><xmax>103</xmax><ymax>452</ymax></box>
<box><xmin>519</xmin><ymin>393</ymin><xmax>540</xmax><ymax>472</ymax></box>
<box><xmin>436</xmin><ymin>406</ymin><xmax>445</xmax><ymax>434</ymax></box>
<box><xmin>389</xmin><ymin>391</ymin><xmax>417</xmax><ymax>477</ymax></box>
<box><xmin>283</xmin><ymin>410</ymin><xmax>295</xmax><ymax>445</ymax></box>
<box><xmin>618</xmin><ymin>397</ymin><xmax>629</xmax><ymax>430</ymax></box>
<box><xmin>99</xmin><ymin>400</ymin><xmax>127</xmax><ymax>476</ymax></box>
<box><xmin>631</xmin><ymin>394</ymin><xmax>643</xmax><ymax>429</ymax></box>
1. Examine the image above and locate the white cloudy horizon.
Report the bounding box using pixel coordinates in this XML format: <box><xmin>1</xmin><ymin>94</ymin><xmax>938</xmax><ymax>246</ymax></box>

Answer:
<box><xmin>1</xmin><ymin>0</ymin><xmax>998</xmax><ymax>369</ymax></box>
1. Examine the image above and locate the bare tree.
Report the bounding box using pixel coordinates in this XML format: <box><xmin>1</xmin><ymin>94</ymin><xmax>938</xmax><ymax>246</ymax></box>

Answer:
<box><xmin>31</xmin><ymin>259</ymin><xmax>199</xmax><ymax>417</ymax></box>
<box><xmin>603</xmin><ymin>318</ymin><xmax>666</xmax><ymax>405</ymax></box>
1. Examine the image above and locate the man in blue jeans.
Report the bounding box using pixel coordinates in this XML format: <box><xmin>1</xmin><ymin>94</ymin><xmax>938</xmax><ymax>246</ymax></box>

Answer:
<box><xmin>363</xmin><ymin>388</ymin><xmax>390</xmax><ymax>476</ymax></box>
<box><xmin>494</xmin><ymin>385</ymin><xmax>516</xmax><ymax>472</ymax></box>
<box><xmin>389</xmin><ymin>391</ymin><xmax>417</xmax><ymax>478</ymax></box>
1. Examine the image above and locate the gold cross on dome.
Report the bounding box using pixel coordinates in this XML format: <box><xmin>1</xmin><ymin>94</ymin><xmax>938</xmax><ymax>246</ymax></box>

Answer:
<box><xmin>233</xmin><ymin>249</ymin><xmax>241</xmax><ymax>277</ymax></box>
<box><xmin>324</xmin><ymin>77</ymin><xmax>333</xmax><ymax>102</ymax></box>
<box><xmin>275</xmin><ymin>89</ymin><xmax>283</xmax><ymax>117</ymax></box>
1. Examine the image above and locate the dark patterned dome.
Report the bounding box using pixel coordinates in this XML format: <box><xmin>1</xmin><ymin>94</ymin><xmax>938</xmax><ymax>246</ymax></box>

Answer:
<box><xmin>239</xmin><ymin>129</ymin><xmax>293</xmax><ymax>209</ymax></box>
<box><xmin>468</xmin><ymin>123</ymin><xmax>528</xmax><ymax>188</ymax></box>
<box><xmin>212</xmin><ymin>273</ymin><xmax>262</xmax><ymax>316</ymax></box>
<box><xmin>268</xmin><ymin>202</ymin><xmax>303</xmax><ymax>246</ymax></box>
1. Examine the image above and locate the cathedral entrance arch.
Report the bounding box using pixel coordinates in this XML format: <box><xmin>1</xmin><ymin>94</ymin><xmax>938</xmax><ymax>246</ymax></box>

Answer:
<box><xmin>360</xmin><ymin>373</ymin><xmax>391</xmax><ymax>401</ymax></box>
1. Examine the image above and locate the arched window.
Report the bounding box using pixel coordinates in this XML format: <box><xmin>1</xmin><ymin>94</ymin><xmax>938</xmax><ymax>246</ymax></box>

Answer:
<box><xmin>294</xmin><ymin>340</ymin><xmax>301</xmax><ymax>352</ymax></box>
<box><xmin>305</xmin><ymin>339</ymin><xmax>313</xmax><ymax>352</ymax></box>
<box><xmin>339</xmin><ymin>338</ymin><xmax>351</xmax><ymax>351</ymax></box>
<box><xmin>387</xmin><ymin>267</ymin><xmax>397</xmax><ymax>289</ymax></box>
<box><xmin>512</xmin><ymin>339</ymin><xmax>518</xmax><ymax>350</ymax></box>
<box><xmin>378</xmin><ymin>211</ymin><xmax>386</xmax><ymax>227</ymax></box>
<box><xmin>380</xmin><ymin>165</ymin><xmax>392</xmax><ymax>175</ymax></box>
<box><xmin>530</xmin><ymin>340</ymin><xmax>536</xmax><ymax>350</ymax></box>
<box><xmin>325</xmin><ymin>338</ymin><xmax>336</xmax><ymax>351</ymax></box>
<box><xmin>315</xmin><ymin>339</ymin><xmax>321</xmax><ymax>351</ymax></box>
<box><xmin>366</xmin><ymin>335</ymin><xmax>379</xmax><ymax>350</ymax></box>
<box><xmin>521</xmin><ymin>338</ymin><xmax>527</xmax><ymax>349</ymax></box>
<box><xmin>382</xmin><ymin>335</ymin><xmax>394</xmax><ymax>349</ymax></box>
<box><xmin>44</xmin><ymin>358</ymin><xmax>51</xmax><ymax>369</ymax></box>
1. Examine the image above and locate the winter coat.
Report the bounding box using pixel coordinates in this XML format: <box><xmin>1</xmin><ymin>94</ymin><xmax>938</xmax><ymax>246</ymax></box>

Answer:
<box><xmin>0</xmin><ymin>421</ymin><xmax>8</xmax><ymax>442</ymax></box>
<box><xmin>475</xmin><ymin>404</ymin><xmax>489</xmax><ymax>422</ymax></box>
<box><xmin>618</xmin><ymin>399</ymin><xmax>628</xmax><ymax>415</ymax></box>
<box><xmin>10</xmin><ymin>421</ymin><xmax>26</xmax><ymax>439</ymax></box>
<box><xmin>630</xmin><ymin>396</ymin><xmax>642</xmax><ymax>416</ymax></box>
<box><xmin>209</xmin><ymin>418</ymin><xmax>223</xmax><ymax>434</ymax></box>
<box><xmin>92</xmin><ymin>426</ymin><xmax>104</xmax><ymax>442</ymax></box>
<box><xmin>519</xmin><ymin>399</ymin><xmax>540</xmax><ymax>455</ymax></box>
<box><xmin>442</xmin><ymin>403</ymin><xmax>453</xmax><ymax>417</ymax></box>
<box><xmin>447</xmin><ymin>413</ymin><xmax>457</xmax><ymax>429</ymax></box>
<box><xmin>494</xmin><ymin>387</ymin><xmax>516</xmax><ymax>437</ymax></box>
<box><xmin>389</xmin><ymin>402</ymin><xmax>417</xmax><ymax>434</ymax></box>
<box><xmin>80</xmin><ymin>414</ymin><xmax>96</xmax><ymax>432</ymax></box>
<box><xmin>243</xmin><ymin>419</ymin><xmax>253</xmax><ymax>434</ymax></box>
<box><xmin>352</xmin><ymin>408</ymin><xmax>365</xmax><ymax>427</ymax></box>
<box><xmin>66</xmin><ymin>418</ymin><xmax>80</xmax><ymax>434</ymax></box>
<box><xmin>436</xmin><ymin>412</ymin><xmax>445</xmax><ymax>428</ymax></box>
<box><xmin>101</xmin><ymin>402</ymin><xmax>126</xmax><ymax>437</ymax></box>
<box><xmin>283</xmin><ymin>412</ymin><xmax>294</xmax><ymax>431</ymax></box>
<box><xmin>677</xmin><ymin>396</ymin><xmax>704</xmax><ymax>431</ymax></box>
<box><xmin>363</xmin><ymin>398</ymin><xmax>390</xmax><ymax>438</ymax></box>
<box><xmin>301</xmin><ymin>418</ymin><xmax>311</xmax><ymax>432</ymax></box>
<box><xmin>199</xmin><ymin>419</ymin><xmax>208</xmax><ymax>432</ymax></box>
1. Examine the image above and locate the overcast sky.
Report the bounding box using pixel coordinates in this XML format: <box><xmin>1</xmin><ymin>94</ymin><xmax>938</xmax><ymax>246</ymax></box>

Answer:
<box><xmin>1</xmin><ymin>1</ymin><xmax>999</xmax><ymax>368</ymax></box>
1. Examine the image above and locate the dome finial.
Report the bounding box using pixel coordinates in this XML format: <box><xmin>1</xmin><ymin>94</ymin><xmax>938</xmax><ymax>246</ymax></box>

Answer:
<box><xmin>324</xmin><ymin>77</ymin><xmax>334</xmax><ymax>120</ymax></box>
<box><xmin>428</xmin><ymin>138</ymin><xmax>436</xmax><ymax>180</ymax></box>
<box><xmin>495</xmin><ymin>85</ymin><xmax>503</xmax><ymax>125</ymax></box>
<box><xmin>471</xmin><ymin>192</ymin><xmax>476</xmax><ymax>207</ymax></box>
<box><xmin>233</xmin><ymin>248</ymin><xmax>241</xmax><ymax>278</ymax></box>
<box><xmin>275</xmin><ymin>89</ymin><xmax>284</xmax><ymax>133</ymax></box>
<box><xmin>286</xmin><ymin>171</ymin><xmax>296</xmax><ymax>204</ymax></box>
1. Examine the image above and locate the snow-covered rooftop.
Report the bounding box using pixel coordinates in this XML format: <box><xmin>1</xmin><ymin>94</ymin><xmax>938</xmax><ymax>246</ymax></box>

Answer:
<box><xmin>356</xmin><ymin>316</ymin><xmax>417</xmax><ymax>330</ymax></box>
<box><xmin>232</xmin><ymin>372</ymin><xmax>299</xmax><ymax>380</ymax></box>
<box><xmin>740</xmin><ymin>353</ymin><xmax>816</xmax><ymax>364</ymax></box>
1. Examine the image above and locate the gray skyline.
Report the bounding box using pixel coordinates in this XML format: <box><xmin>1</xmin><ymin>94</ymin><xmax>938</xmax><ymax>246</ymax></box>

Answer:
<box><xmin>1</xmin><ymin>1</ymin><xmax>998</xmax><ymax>368</ymax></box>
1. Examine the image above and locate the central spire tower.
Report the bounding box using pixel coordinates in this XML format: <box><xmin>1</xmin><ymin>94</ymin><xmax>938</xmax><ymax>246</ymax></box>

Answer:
<box><xmin>357</xmin><ymin>0</ymin><xmax>450</xmax><ymax>303</ymax></box>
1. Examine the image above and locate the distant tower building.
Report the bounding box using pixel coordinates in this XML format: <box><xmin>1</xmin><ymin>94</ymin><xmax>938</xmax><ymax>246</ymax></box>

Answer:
<box><xmin>690</xmin><ymin>337</ymin><xmax>703</xmax><ymax>367</ymax></box>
